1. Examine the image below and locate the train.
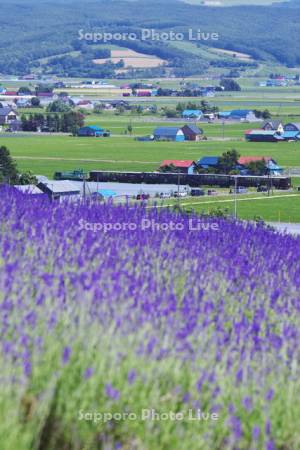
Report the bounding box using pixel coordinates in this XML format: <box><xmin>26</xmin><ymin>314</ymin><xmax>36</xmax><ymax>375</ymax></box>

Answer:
<box><xmin>89</xmin><ymin>170</ymin><xmax>291</xmax><ymax>190</ymax></box>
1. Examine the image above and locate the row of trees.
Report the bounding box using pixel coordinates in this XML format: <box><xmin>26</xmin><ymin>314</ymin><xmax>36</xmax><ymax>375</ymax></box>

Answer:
<box><xmin>21</xmin><ymin>112</ymin><xmax>84</xmax><ymax>133</ymax></box>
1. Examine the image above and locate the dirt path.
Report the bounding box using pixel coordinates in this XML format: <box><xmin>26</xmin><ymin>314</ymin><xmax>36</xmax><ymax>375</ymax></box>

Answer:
<box><xmin>13</xmin><ymin>156</ymin><xmax>159</xmax><ymax>165</ymax></box>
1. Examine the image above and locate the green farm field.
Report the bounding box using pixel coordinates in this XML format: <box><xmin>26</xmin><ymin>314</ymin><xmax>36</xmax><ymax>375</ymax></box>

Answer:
<box><xmin>156</xmin><ymin>192</ymin><xmax>300</xmax><ymax>223</ymax></box>
<box><xmin>1</xmin><ymin>133</ymin><xmax>300</xmax><ymax>178</ymax></box>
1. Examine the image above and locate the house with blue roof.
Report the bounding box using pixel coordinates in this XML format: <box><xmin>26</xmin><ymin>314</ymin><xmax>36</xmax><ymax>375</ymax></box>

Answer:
<box><xmin>197</xmin><ymin>156</ymin><xmax>220</xmax><ymax>169</ymax></box>
<box><xmin>219</xmin><ymin>110</ymin><xmax>257</xmax><ymax>121</ymax></box>
<box><xmin>153</xmin><ymin>127</ymin><xmax>185</xmax><ymax>142</ymax></box>
<box><xmin>182</xmin><ymin>109</ymin><xmax>203</xmax><ymax>120</ymax></box>
<box><xmin>77</xmin><ymin>126</ymin><xmax>110</xmax><ymax>137</ymax></box>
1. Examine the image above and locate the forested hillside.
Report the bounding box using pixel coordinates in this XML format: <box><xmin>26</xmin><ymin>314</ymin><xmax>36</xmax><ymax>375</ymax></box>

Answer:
<box><xmin>0</xmin><ymin>0</ymin><xmax>299</xmax><ymax>76</ymax></box>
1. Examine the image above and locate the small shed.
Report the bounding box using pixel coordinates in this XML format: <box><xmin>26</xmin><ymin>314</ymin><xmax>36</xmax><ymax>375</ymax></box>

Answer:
<box><xmin>181</xmin><ymin>124</ymin><xmax>204</xmax><ymax>141</ymax></box>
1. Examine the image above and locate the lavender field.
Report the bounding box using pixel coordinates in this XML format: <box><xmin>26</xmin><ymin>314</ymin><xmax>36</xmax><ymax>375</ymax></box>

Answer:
<box><xmin>0</xmin><ymin>188</ymin><xmax>300</xmax><ymax>450</ymax></box>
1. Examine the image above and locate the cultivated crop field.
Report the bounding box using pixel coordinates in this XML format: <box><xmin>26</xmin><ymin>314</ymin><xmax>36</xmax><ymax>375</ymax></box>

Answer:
<box><xmin>1</xmin><ymin>188</ymin><xmax>300</xmax><ymax>450</ymax></box>
<box><xmin>1</xmin><ymin>133</ymin><xmax>300</xmax><ymax>177</ymax></box>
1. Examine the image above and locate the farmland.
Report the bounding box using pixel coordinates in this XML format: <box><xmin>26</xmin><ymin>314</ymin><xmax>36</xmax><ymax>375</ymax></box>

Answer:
<box><xmin>1</xmin><ymin>131</ymin><xmax>300</xmax><ymax>177</ymax></box>
<box><xmin>156</xmin><ymin>192</ymin><xmax>300</xmax><ymax>223</ymax></box>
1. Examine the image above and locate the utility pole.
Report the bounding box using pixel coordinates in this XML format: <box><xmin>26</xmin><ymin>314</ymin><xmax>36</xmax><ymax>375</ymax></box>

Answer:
<box><xmin>177</xmin><ymin>172</ymin><xmax>181</xmax><ymax>208</ymax></box>
<box><xmin>234</xmin><ymin>176</ymin><xmax>238</xmax><ymax>218</ymax></box>
<box><xmin>83</xmin><ymin>175</ymin><xmax>87</xmax><ymax>203</ymax></box>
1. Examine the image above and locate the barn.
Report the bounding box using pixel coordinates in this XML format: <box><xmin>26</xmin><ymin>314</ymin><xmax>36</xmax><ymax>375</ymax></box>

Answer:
<box><xmin>153</xmin><ymin>127</ymin><xmax>185</xmax><ymax>142</ymax></box>
<box><xmin>181</xmin><ymin>124</ymin><xmax>204</xmax><ymax>141</ymax></box>
<box><xmin>245</xmin><ymin>130</ymin><xmax>284</xmax><ymax>142</ymax></box>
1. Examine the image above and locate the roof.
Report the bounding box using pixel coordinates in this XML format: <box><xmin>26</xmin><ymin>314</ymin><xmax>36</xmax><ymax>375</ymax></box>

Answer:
<box><xmin>284</xmin><ymin>123</ymin><xmax>300</xmax><ymax>130</ymax></box>
<box><xmin>262</xmin><ymin>120</ymin><xmax>282</xmax><ymax>129</ymax></box>
<box><xmin>154</xmin><ymin>127</ymin><xmax>183</xmax><ymax>137</ymax></box>
<box><xmin>95</xmin><ymin>189</ymin><xmax>117</xmax><ymax>198</ymax></box>
<box><xmin>0</xmin><ymin>107</ymin><xmax>15</xmax><ymax>116</ymax></box>
<box><xmin>38</xmin><ymin>180</ymin><xmax>80</xmax><ymax>194</ymax></box>
<box><xmin>246</xmin><ymin>130</ymin><xmax>280</xmax><ymax>136</ymax></box>
<box><xmin>238</xmin><ymin>156</ymin><xmax>273</xmax><ymax>165</ymax></box>
<box><xmin>80</xmin><ymin>126</ymin><xmax>104</xmax><ymax>131</ymax></box>
<box><xmin>160</xmin><ymin>160</ymin><xmax>195</xmax><ymax>168</ymax></box>
<box><xmin>219</xmin><ymin>111</ymin><xmax>231</xmax><ymax>117</ymax></box>
<box><xmin>198</xmin><ymin>156</ymin><xmax>220</xmax><ymax>166</ymax></box>
<box><xmin>282</xmin><ymin>131</ymin><xmax>300</xmax><ymax>139</ymax></box>
<box><xmin>182</xmin><ymin>109</ymin><xmax>203</xmax><ymax>115</ymax></box>
<box><xmin>182</xmin><ymin>124</ymin><xmax>202</xmax><ymax>134</ymax></box>
<box><xmin>14</xmin><ymin>185</ymin><xmax>44</xmax><ymax>195</ymax></box>
<box><xmin>230</xmin><ymin>109</ymin><xmax>253</xmax><ymax>116</ymax></box>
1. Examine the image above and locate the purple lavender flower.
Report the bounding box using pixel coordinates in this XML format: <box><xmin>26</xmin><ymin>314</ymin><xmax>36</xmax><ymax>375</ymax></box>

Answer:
<box><xmin>252</xmin><ymin>425</ymin><xmax>260</xmax><ymax>441</ymax></box>
<box><xmin>84</xmin><ymin>368</ymin><xmax>94</xmax><ymax>380</ymax></box>
<box><xmin>62</xmin><ymin>346</ymin><xmax>71</xmax><ymax>365</ymax></box>
<box><xmin>242</xmin><ymin>396</ymin><xmax>252</xmax><ymax>412</ymax></box>
<box><xmin>127</xmin><ymin>369</ymin><xmax>137</xmax><ymax>385</ymax></box>
<box><xmin>105</xmin><ymin>383</ymin><xmax>120</xmax><ymax>401</ymax></box>
<box><xmin>265</xmin><ymin>388</ymin><xmax>274</xmax><ymax>402</ymax></box>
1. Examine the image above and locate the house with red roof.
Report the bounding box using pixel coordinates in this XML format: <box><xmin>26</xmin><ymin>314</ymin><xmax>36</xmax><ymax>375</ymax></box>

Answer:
<box><xmin>159</xmin><ymin>160</ymin><xmax>197</xmax><ymax>174</ymax></box>
<box><xmin>238</xmin><ymin>156</ymin><xmax>283</xmax><ymax>176</ymax></box>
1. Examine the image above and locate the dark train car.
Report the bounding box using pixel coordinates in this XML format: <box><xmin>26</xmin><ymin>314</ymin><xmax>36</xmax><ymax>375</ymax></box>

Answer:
<box><xmin>89</xmin><ymin>171</ymin><xmax>291</xmax><ymax>190</ymax></box>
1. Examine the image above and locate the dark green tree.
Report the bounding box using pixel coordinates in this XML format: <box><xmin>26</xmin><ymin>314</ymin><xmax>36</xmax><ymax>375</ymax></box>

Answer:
<box><xmin>217</xmin><ymin>149</ymin><xmax>240</xmax><ymax>174</ymax></box>
<box><xmin>19</xmin><ymin>171</ymin><xmax>38</xmax><ymax>185</ymax></box>
<box><xmin>0</xmin><ymin>146</ymin><xmax>19</xmax><ymax>184</ymax></box>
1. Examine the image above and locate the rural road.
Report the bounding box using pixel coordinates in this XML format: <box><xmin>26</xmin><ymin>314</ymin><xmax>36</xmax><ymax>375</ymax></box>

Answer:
<box><xmin>267</xmin><ymin>223</ymin><xmax>300</xmax><ymax>235</ymax></box>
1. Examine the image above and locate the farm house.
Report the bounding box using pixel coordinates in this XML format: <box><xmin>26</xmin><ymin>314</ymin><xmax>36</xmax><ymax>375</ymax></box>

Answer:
<box><xmin>238</xmin><ymin>156</ymin><xmax>283</xmax><ymax>176</ymax></box>
<box><xmin>159</xmin><ymin>160</ymin><xmax>197</xmax><ymax>174</ymax></box>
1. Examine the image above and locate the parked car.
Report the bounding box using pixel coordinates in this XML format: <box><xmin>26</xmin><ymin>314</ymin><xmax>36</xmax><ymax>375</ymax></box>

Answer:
<box><xmin>174</xmin><ymin>191</ymin><xmax>188</xmax><ymax>198</ymax></box>
<box><xmin>159</xmin><ymin>192</ymin><xmax>172</xmax><ymax>199</ymax></box>
<box><xmin>136</xmin><ymin>193</ymin><xmax>150</xmax><ymax>200</ymax></box>
<box><xmin>230</xmin><ymin>186</ymin><xmax>248</xmax><ymax>194</ymax></box>
<box><xmin>191</xmin><ymin>189</ymin><xmax>205</xmax><ymax>197</ymax></box>
<box><xmin>207</xmin><ymin>189</ymin><xmax>218</xmax><ymax>196</ymax></box>
<box><xmin>257</xmin><ymin>185</ymin><xmax>268</xmax><ymax>193</ymax></box>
